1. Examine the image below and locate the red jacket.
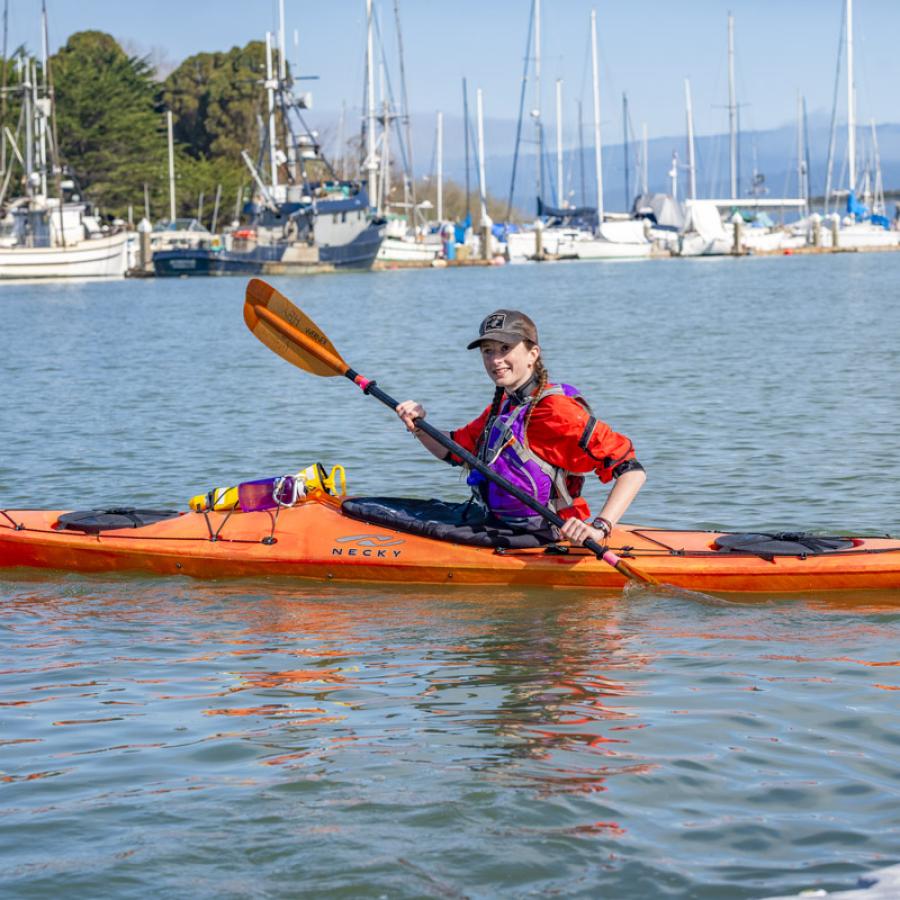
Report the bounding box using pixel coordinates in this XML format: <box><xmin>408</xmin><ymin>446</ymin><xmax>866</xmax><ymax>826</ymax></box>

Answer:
<box><xmin>451</xmin><ymin>389</ymin><xmax>636</xmax><ymax>519</ymax></box>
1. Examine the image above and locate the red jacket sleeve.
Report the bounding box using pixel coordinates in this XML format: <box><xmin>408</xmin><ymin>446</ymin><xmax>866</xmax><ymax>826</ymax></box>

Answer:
<box><xmin>447</xmin><ymin>403</ymin><xmax>492</xmax><ymax>462</ymax></box>
<box><xmin>524</xmin><ymin>394</ymin><xmax>636</xmax><ymax>484</ymax></box>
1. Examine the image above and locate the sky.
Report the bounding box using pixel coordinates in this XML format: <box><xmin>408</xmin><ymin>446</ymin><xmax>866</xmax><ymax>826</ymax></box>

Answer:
<box><xmin>7</xmin><ymin>0</ymin><xmax>899</xmax><ymax>143</ymax></box>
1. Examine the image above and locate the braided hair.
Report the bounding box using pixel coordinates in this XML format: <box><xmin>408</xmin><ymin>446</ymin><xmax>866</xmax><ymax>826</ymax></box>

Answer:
<box><xmin>522</xmin><ymin>344</ymin><xmax>548</xmax><ymax>448</ymax></box>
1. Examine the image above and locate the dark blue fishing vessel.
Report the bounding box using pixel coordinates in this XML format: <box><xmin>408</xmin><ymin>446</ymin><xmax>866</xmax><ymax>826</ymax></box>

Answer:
<box><xmin>153</xmin><ymin>183</ymin><xmax>383</xmax><ymax>277</ymax></box>
<box><xmin>154</xmin><ymin>23</ymin><xmax>383</xmax><ymax>278</ymax></box>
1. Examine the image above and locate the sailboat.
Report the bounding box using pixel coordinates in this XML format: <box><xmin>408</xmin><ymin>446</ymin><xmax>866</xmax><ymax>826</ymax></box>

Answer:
<box><xmin>0</xmin><ymin>21</ymin><xmax>127</xmax><ymax>281</ymax></box>
<box><xmin>154</xmin><ymin>4</ymin><xmax>383</xmax><ymax>277</ymax></box>
<box><xmin>825</xmin><ymin>0</ymin><xmax>899</xmax><ymax>250</ymax></box>
<box><xmin>504</xmin><ymin>0</ymin><xmax>580</xmax><ymax>263</ymax></box>
<box><xmin>677</xmin><ymin>12</ymin><xmax>806</xmax><ymax>257</ymax></box>
<box><xmin>556</xmin><ymin>9</ymin><xmax>652</xmax><ymax>260</ymax></box>
<box><xmin>368</xmin><ymin>0</ymin><xmax>440</xmax><ymax>266</ymax></box>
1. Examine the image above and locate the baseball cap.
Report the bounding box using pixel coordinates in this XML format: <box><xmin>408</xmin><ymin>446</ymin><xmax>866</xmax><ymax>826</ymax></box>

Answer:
<box><xmin>466</xmin><ymin>309</ymin><xmax>539</xmax><ymax>349</ymax></box>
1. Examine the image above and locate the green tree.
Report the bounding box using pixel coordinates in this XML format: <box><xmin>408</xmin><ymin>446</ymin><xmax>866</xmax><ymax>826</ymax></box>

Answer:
<box><xmin>161</xmin><ymin>42</ymin><xmax>271</xmax><ymax>165</ymax></box>
<box><xmin>50</xmin><ymin>31</ymin><xmax>166</xmax><ymax>217</ymax></box>
<box><xmin>159</xmin><ymin>42</ymin><xmax>293</xmax><ymax>222</ymax></box>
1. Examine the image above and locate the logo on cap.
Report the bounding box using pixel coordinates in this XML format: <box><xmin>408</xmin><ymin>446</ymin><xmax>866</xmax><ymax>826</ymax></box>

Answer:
<box><xmin>482</xmin><ymin>313</ymin><xmax>506</xmax><ymax>334</ymax></box>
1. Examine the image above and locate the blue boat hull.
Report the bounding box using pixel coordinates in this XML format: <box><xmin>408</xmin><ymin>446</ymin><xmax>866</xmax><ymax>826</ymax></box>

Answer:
<box><xmin>153</xmin><ymin>224</ymin><xmax>383</xmax><ymax>278</ymax></box>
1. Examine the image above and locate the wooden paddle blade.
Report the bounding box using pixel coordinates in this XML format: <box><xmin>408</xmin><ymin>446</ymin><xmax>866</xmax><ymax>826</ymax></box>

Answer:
<box><xmin>244</xmin><ymin>278</ymin><xmax>347</xmax><ymax>377</ymax></box>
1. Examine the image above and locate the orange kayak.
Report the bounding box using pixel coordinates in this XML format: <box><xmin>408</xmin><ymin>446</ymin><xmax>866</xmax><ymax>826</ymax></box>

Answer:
<box><xmin>1</xmin><ymin>495</ymin><xmax>899</xmax><ymax>593</ymax></box>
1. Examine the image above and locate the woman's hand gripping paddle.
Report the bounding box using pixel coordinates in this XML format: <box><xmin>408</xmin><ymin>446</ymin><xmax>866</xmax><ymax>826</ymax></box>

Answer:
<box><xmin>243</xmin><ymin>278</ymin><xmax>657</xmax><ymax>586</ymax></box>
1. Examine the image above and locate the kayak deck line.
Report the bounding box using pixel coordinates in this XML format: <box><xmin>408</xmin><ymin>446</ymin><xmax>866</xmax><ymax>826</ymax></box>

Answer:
<box><xmin>4</xmin><ymin>507</ymin><xmax>896</xmax><ymax>560</ymax></box>
<box><xmin>1</xmin><ymin>499</ymin><xmax>900</xmax><ymax>593</ymax></box>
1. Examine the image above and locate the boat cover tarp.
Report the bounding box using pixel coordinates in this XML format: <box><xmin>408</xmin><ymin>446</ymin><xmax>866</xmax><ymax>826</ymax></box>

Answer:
<box><xmin>536</xmin><ymin>197</ymin><xmax>598</xmax><ymax>229</ymax></box>
<box><xmin>632</xmin><ymin>193</ymin><xmax>685</xmax><ymax>230</ymax></box>
<box><xmin>454</xmin><ymin>213</ymin><xmax>472</xmax><ymax>245</ymax></box>
<box><xmin>847</xmin><ymin>190</ymin><xmax>870</xmax><ymax>220</ymax></box>
<box><xmin>599</xmin><ymin>220</ymin><xmax>649</xmax><ymax>244</ymax></box>
<box><xmin>684</xmin><ymin>201</ymin><xmax>728</xmax><ymax>241</ymax></box>
<box><xmin>342</xmin><ymin>497</ymin><xmax>556</xmax><ymax>548</ymax></box>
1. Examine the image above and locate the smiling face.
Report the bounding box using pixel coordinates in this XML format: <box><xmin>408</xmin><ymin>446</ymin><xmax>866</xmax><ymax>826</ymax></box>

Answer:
<box><xmin>479</xmin><ymin>339</ymin><xmax>541</xmax><ymax>392</ymax></box>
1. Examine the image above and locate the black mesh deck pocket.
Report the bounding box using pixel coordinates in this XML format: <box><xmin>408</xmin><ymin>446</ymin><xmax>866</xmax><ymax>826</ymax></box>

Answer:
<box><xmin>57</xmin><ymin>508</ymin><xmax>182</xmax><ymax>534</ymax></box>
<box><xmin>714</xmin><ymin>532</ymin><xmax>854</xmax><ymax>561</ymax></box>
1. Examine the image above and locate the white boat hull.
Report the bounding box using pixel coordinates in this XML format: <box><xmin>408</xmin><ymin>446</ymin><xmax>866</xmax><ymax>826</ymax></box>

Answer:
<box><xmin>377</xmin><ymin>236</ymin><xmax>441</xmax><ymax>263</ymax></box>
<box><xmin>560</xmin><ymin>237</ymin><xmax>653</xmax><ymax>259</ymax></box>
<box><xmin>833</xmin><ymin>225</ymin><xmax>900</xmax><ymax>249</ymax></box>
<box><xmin>0</xmin><ymin>232</ymin><xmax>128</xmax><ymax>279</ymax></box>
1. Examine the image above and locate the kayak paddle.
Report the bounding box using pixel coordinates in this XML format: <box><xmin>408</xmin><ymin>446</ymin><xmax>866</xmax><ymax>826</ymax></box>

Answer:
<box><xmin>243</xmin><ymin>278</ymin><xmax>657</xmax><ymax>586</ymax></box>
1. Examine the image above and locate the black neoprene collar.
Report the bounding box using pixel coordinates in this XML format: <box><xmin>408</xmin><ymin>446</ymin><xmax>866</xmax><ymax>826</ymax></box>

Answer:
<box><xmin>506</xmin><ymin>373</ymin><xmax>540</xmax><ymax>406</ymax></box>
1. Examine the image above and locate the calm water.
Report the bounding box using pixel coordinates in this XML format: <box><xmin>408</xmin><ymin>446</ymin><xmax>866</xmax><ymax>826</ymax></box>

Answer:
<box><xmin>1</xmin><ymin>256</ymin><xmax>899</xmax><ymax>898</ymax></box>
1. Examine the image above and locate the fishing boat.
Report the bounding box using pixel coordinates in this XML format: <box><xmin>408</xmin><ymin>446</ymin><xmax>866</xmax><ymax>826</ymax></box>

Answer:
<box><xmin>154</xmin><ymin>9</ymin><xmax>382</xmax><ymax>277</ymax></box>
<box><xmin>152</xmin><ymin>182</ymin><xmax>383</xmax><ymax>277</ymax></box>
<box><xmin>2</xmin><ymin>495</ymin><xmax>898</xmax><ymax>594</ymax></box>
<box><xmin>0</xmin><ymin>199</ymin><xmax>127</xmax><ymax>278</ymax></box>
<box><xmin>0</xmin><ymin>36</ymin><xmax>127</xmax><ymax>280</ymax></box>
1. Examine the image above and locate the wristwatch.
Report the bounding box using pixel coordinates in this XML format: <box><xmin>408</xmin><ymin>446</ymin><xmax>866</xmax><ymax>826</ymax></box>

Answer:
<box><xmin>590</xmin><ymin>516</ymin><xmax>612</xmax><ymax>538</ymax></box>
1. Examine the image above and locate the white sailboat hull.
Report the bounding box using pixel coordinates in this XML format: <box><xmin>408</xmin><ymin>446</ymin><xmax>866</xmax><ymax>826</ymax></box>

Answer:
<box><xmin>833</xmin><ymin>224</ymin><xmax>900</xmax><ymax>249</ymax></box>
<box><xmin>506</xmin><ymin>228</ymin><xmax>582</xmax><ymax>262</ymax></box>
<box><xmin>0</xmin><ymin>232</ymin><xmax>128</xmax><ymax>279</ymax></box>
<box><xmin>377</xmin><ymin>236</ymin><xmax>441</xmax><ymax>263</ymax></box>
<box><xmin>561</xmin><ymin>237</ymin><xmax>652</xmax><ymax>259</ymax></box>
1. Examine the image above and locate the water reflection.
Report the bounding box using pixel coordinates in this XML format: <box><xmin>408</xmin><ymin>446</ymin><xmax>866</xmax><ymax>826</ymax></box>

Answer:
<box><xmin>3</xmin><ymin>574</ymin><xmax>900</xmax><ymax>897</ymax></box>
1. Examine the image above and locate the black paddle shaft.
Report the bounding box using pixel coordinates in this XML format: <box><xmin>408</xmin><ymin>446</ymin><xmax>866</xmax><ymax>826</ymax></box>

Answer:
<box><xmin>346</xmin><ymin>370</ymin><xmax>608</xmax><ymax>559</ymax></box>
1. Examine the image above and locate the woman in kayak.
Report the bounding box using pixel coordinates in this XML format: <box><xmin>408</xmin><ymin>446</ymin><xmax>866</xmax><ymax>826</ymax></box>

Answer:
<box><xmin>396</xmin><ymin>309</ymin><xmax>645</xmax><ymax>548</ymax></box>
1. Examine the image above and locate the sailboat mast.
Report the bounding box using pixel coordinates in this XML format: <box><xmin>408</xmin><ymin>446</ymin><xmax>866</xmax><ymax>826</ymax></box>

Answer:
<box><xmin>823</xmin><ymin>0</ymin><xmax>845</xmax><ymax>215</ymax></box>
<box><xmin>476</xmin><ymin>88</ymin><xmax>488</xmax><ymax>226</ymax></box>
<box><xmin>590</xmin><ymin>9</ymin><xmax>603</xmax><ymax>225</ymax></box>
<box><xmin>337</xmin><ymin>100</ymin><xmax>345</xmax><ymax>179</ymax></box>
<box><xmin>278</xmin><ymin>0</ymin><xmax>287</xmax><ymax>82</ymax></box>
<box><xmin>166</xmin><ymin>109</ymin><xmax>176</xmax><ymax>220</ymax></box>
<box><xmin>463</xmin><ymin>77</ymin><xmax>471</xmax><ymax>219</ymax></box>
<box><xmin>23</xmin><ymin>59</ymin><xmax>33</xmax><ymax>193</ymax></box>
<box><xmin>622</xmin><ymin>93</ymin><xmax>630</xmax><ymax>209</ymax></box>
<box><xmin>393</xmin><ymin>0</ymin><xmax>417</xmax><ymax>223</ymax></box>
<box><xmin>277</xmin><ymin>0</ymin><xmax>297</xmax><ymax>183</ymax></box>
<box><xmin>641</xmin><ymin>123</ymin><xmax>648</xmax><ymax>195</ymax></box>
<box><xmin>577</xmin><ymin>99</ymin><xmax>586</xmax><ymax>207</ymax></box>
<box><xmin>555</xmin><ymin>79</ymin><xmax>563</xmax><ymax>207</ymax></box>
<box><xmin>39</xmin><ymin>6</ymin><xmax>48</xmax><ymax>196</ymax></box>
<box><xmin>378</xmin><ymin>61</ymin><xmax>388</xmax><ymax>212</ymax></box>
<box><xmin>846</xmin><ymin>0</ymin><xmax>855</xmax><ymax>194</ymax></box>
<box><xmin>436</xmin><ymin>110</ymin><xmax>443</xmax><ymax>221</ymax></box>
<box><xmin>365</xmin><ymin>0</ymin><xmax>378</xmax><ymax>210</ymax></box>
<box><xmin>728</xmin><ymin>11</ymin><xmax>737</xmax><ymax>199</ymax></box>
<box><xmin>534</xmin><ymin>0</ymin><xmax>542</xmax><ymax>206</ymax></box>
<box><xmin>42</xmin><ymin>1</ymin><xmax>66</xmax><ymax>246</ymax></box>
<box><xmin>265</xmin><ymin>33</ymin><xmax>278</xmax><ymax>191</ymax></box>
<box><xmin>685</xmin><ymin>78</ymin><xmax>696</xmax><ymax>200</ymax></box>
<box><xmin>797</xmin><ymin>91</ymin><xmax>807</xmax><ymax>212</ymax></box>
<box><xmin>870</xmin><ymin>119</ymin><xmax>883</xmax><ymax>215</ymax></box>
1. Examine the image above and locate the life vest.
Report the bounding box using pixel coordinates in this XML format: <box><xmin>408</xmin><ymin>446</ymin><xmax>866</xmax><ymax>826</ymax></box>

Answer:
<box><xmin>475</xmin><ymin>383</ymin><xmax>589</xmax><ymax>521</ymax></box>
